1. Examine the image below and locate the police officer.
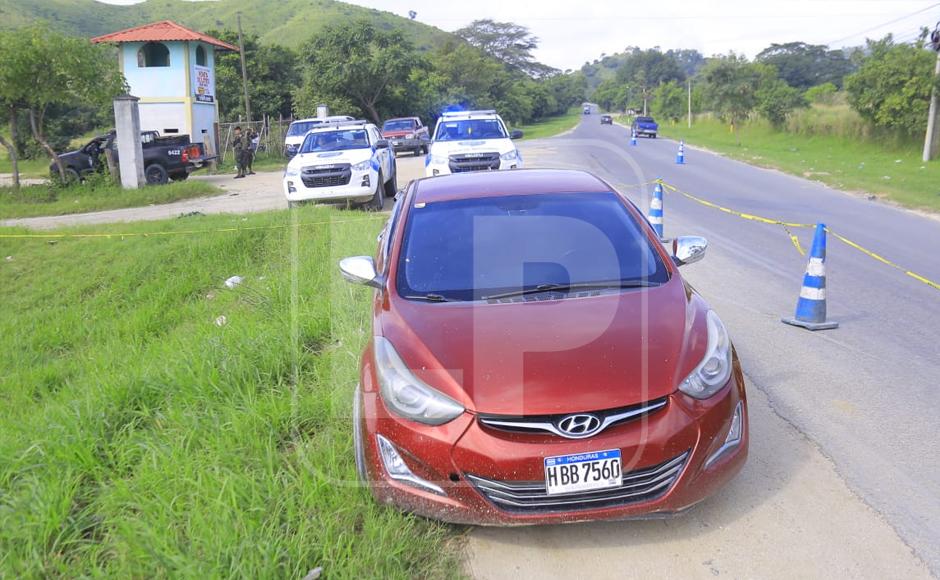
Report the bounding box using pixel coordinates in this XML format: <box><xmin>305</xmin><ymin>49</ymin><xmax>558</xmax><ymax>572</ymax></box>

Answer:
<box><xmin>232</xmin><ymin>126</ymin><xmax>246</xmax><ymax>179</ymax></box>
<box><xmin>246</xmin><ymin>129</ymin><xmax>259</xmax><ymax>175</ymax></box>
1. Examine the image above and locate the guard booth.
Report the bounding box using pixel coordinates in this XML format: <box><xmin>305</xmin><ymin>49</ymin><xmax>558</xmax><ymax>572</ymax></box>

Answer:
<box><xmin>92</xmin><ymin>20</ymin><xmax>239</xmax><ymax>156</ymax></box>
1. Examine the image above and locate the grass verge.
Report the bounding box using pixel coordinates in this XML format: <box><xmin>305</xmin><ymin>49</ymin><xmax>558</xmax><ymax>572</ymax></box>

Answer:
<box><xmin>0</xmin><ymin>208</ymin><xmax>460</xmax><ymax>577</ymax></box>
<box><xmin>0</xmin><ymin>180</ymin><xmax>221</xmax><ymax>220</ymax></box>
<box><xmin>0</xmin><ymin>153</ymin><xmax>49</xmax><ymax>179</ymax></box>
<box><xmin>515</xmin><ymin>107</ymin><xmax>583</xmax><ymax>140</ymax></box>
<box><xmin>659</xmin><ymin>117</ymin><xmax>940</xmax><ymax>213</ymax></box>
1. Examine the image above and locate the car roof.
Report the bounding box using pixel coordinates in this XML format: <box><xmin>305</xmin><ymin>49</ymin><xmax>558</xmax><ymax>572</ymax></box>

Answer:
<box><xmin>412</xmin><ymin>169</ymin><xmax>613</xmax><ymax>204</ymax></box>
<box><xmin>291</xmin><ymin>116</ymin><xmax>354</xmax><ymax>124</ymax></box>
<box><xmin>307</xmin><ymin>121</ymin><xmax>372</xmax><ymax>134</ymax></box>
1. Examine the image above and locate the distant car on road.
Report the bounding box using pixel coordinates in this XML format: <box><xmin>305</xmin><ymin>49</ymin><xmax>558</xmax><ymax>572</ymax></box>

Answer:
<box><xmin>339</xmin><ymin>168</ymin><xmax>748</xmax><ymax>525</ymax></box>
<box><xmin>632</xmin><ymin>116</ymin><xmax>659</xmax><ymax>138</ymax></box>
<box><xmin>583</xmin><ymin>106</ymin><xmax>592</xmax><ymax>115</ymax></box>
<box><xmin>600</xmin><ymin>114</ymin><xmax>613</xmax><ymax>125</ymax></box>
<box><xmin>54</xmin><ymin>130</ymin><xmax>212</xmax><ymax>185</ymax></box>
<box><xmin>382</xmin><ymin>117</ymin><xmax>430</xmax><ymax>156</ymax></box>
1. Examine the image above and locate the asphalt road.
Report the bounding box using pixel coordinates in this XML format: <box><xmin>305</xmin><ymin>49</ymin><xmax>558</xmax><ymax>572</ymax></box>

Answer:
<box><xmin>468</xmin><ymin>118</ymin><xmax>940</xmax><ymax>577</ymax></box>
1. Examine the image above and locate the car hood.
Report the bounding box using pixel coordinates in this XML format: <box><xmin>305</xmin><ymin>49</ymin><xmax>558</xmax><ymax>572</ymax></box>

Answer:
<box><xmin>381</xmin><ymin>277</ymin><xmax>709</xmax><ymax>415</ymax></box>
<box><xmin>383</xmin><ymin>130</ymin><xmax>416</xmax><ymax>138</ymax></box>
<box><xmin>429</xmin><ymin>139</ymin><xmax>515</xmax><ymax>157</ymax></box>
<box><xmin>288</xmin><ymin>149</ymin><xmax>371</xmax><ymax>169</ymax></box>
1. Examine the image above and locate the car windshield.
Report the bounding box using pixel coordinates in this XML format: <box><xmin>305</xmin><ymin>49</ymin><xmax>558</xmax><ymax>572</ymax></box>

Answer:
<box><xmin>383</xmin><ymin>119</ymin><xmax>416</xmax><ymax>132</ymax></box>
<box><xmin>299</xmin><ymin>129</ymin><xmax>370</xmax><ymax>153</ymax></box>
<box><xmin>287</xmin><ymin>121</ymin><xmax>319</xmax><ymax>137</ymax></box>
<box><xmin>434</xmin><ymin>118</ymin><xmax>509</xmax><ymax>141</ymax></box>
<box><xmin>396</xmin><ymin>192</ymin><xmax>668</xmax><ymax>301</ymax></box>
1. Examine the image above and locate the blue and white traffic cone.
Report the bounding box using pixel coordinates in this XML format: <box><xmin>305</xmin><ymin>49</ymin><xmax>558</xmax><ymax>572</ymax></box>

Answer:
<box><xmin>631</xmin><ymin>129</ymin><xmax>638</xmax><ymax>146</ymax></box>
<box><xmin>782</xmin><ymin>223</ymin><xmax>839</xmax><ymax>330</ymax></box>
<box><xmin>648</xmin><ymin>182</ymin><xmax>664</xmax><ymax>239</ymax></box>
<box><xmin>676</xmin><ymin>140</ymin><xmax>685</xmax><ymax>164</ymax></box>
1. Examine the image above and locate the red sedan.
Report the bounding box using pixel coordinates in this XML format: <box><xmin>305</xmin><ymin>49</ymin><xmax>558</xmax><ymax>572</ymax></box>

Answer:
<box><xmin>340</xmin><ymin>169</ymin><xmax>748</xmax><ymax>525</ymax></box>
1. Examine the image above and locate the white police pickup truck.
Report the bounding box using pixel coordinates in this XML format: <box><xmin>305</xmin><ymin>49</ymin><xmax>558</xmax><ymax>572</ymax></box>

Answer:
<box><xmin>283</xmin><ymin>120</ymin><xmax>396</xmax><ymax>210</ymax></box>
<box><xmin>283</xmin><ymin>115</ymin><xmax>354</xmax><ymax>158</ymax></box>
<box><xmin>424</xmin><ymin>110</ymin><xmax>523</xmax><ymax>177</ymax></box>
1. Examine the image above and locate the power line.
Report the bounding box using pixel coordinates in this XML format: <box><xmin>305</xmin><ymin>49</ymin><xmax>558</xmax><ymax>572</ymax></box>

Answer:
<box><xmin>825</xmin><ymin>2</ymin><xmax>940</xmax><ymax>45</ymax></box>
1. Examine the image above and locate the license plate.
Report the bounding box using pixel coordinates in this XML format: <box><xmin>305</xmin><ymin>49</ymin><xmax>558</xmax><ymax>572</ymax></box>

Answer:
<box><xmin>543</xmin><ymin>449</ymin><xmax>622</xmax><ymax>495</ymax></box>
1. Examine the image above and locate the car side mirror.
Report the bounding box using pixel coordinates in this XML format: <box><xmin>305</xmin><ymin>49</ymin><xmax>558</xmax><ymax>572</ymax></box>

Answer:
<box><xmin>510</xmin><ymin>129</ymin><xmax>524</xmax><ymax>140</ymax></box>
<box><xmin>375</xmin><ymin>139</ymin><xmax>390</xmax><ymax>149</ymax></box>
<box><xmin>673</xmin><ymin>236</ymin><xmax>707</xmax><ymax>266</ymax></box>
<box><xmin>339</xmin><ymin>256</ymin><xmax>385</xmax><ymax>289</ymax></box>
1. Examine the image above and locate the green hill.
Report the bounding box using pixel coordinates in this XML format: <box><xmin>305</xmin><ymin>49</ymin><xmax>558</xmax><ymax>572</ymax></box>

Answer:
<box><xmin>0</xmin><ymin>0</ymin><xmax>452</xmax><ymax>49</ymax></box>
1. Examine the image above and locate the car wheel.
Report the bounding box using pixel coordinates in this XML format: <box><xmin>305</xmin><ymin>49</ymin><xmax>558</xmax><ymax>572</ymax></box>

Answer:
<box><xmin>384</xmin><ymin>168</ymin><xmax>397</xmax><ymax>200</ymax></box>
<box><xmin>145</xmin><ymin>164</ymin><xmax>169</xmax><ymax>185</ymax></box>
<box><xmin>63</xmin><ymin>167</ymin><xmax>81</xmax><ymax>185</ymax></box>
<box><xmin>364</xmin><ymin>172</ymin><xmax>384</xmax><ymax>211</ymax></box>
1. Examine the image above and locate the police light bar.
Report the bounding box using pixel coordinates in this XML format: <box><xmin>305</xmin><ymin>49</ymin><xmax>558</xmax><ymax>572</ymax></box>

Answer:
<box><xmin>441</xmin><ymin>110</ymin><xmax>497</xmax><ymax>117</ymax></box>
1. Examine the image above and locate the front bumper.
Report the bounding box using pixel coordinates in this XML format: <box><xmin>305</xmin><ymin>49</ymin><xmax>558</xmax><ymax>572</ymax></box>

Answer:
<box><xmin>425</xmin><ymin>158</ymin><xmax>522</xmax><ymax>177</ymax></box>
<box><xmin>357</xmin><ymin>363</ymin><xmax>748</xmax><ymax>525</ymax></box>
<box><xmin>388</xmin><ymin>138</ymin><xmax>425</xmax><ymax>151</ymax></box>
<box><xmin>283</xmin><ymin>168</ymin><xmax>376</xmax><ymax>203</ymax></box>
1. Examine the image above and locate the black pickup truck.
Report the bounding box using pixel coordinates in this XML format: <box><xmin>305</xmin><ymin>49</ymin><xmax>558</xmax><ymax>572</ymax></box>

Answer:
<box><xmin>53</xmin><ymin>131</ymin><xmax>213</xmax><ymax>184</ymax></box>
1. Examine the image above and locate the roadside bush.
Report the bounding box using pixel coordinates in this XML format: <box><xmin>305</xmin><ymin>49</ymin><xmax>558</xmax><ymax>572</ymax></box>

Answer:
<box><xmin>805</xmin><ymin>82</ymin><xmax>838</xmax><ymax>105</ymax></box>
<box><xmin>756</xmin><ymin>77</ymin><xmax>807</xmax><ymax>128</ymax></box>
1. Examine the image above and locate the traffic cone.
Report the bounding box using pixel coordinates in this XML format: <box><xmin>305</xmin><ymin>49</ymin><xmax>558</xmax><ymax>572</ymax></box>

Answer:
<box><xmin>631</xmin><ymin>129</ymin><xmax>638</xmax><ymax>146</ymax></box>
<box><xmin>676</xmin><ymin>140</ymin><xmax>685</xmax><ymax>164</ymax></box>
<box><xmin>782</xmin><ymin>223</ymin><xmax>839</xmax><ymax>331</ymax></box>
<box><xmin>648</xmin><ymin>182</ymin><xmax>664</xmax><ymax>239</ymax></box>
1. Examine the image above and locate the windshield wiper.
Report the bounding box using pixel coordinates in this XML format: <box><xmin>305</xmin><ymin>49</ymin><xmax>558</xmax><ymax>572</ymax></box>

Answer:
<box><xmin>403</xmin><ymin>293</ymin><xmax>454</xmax><ymax>302</ymax></box>
<box><xmin>482</xmin><ymin>280</ymin><xmax>658</xmax><ymax>301</ymax></box>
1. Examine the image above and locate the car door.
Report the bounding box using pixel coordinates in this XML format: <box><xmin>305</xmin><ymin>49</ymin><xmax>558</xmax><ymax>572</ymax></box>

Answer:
<box><xmin>372</xmin><ymin>126</ymin><xmax>392</xmax><ymax>178</ymax></box>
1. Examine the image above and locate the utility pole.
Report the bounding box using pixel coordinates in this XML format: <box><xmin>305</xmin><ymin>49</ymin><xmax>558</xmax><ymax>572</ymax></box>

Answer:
<box><xmin>923</xmin><ymin>25</ymin><xmax>940</xmax><ymax>161</ymax></box>
<box><xmin>687</xmin><ymin>78</ymin><xmax>692</xmax><ymax>129</ymax></box>
<box><xmin>236</xmin><ymin>12</ymin><xmax>252</xmax><ymax>124</ymax></box>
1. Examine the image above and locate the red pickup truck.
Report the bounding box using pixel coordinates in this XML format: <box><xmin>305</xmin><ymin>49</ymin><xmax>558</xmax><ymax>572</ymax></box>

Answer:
<box><xmin>381</xmin><ymin>117</ymin><xmax>430</xmax><ymax>156</ymax></box>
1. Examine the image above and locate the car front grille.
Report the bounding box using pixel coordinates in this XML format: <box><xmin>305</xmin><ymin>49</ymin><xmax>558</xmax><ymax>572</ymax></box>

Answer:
<box><xmin>466</xmin><ymin>450</ymin><xmax>689</xmax><ymax>514</ymax></box>
<box><xmin>301</xmin><ymin>163</ymin><xmax>351</xmax><ymax>188</ymax></box>
<box><xmin>449</xmin><ymin>152</ymin><xmax>500</xmax><ymax>173</ymax></box>
<box><xmin>478</xmin><ymin>397</ymin><xmax>668</xmax><ymax>439</ymax></box>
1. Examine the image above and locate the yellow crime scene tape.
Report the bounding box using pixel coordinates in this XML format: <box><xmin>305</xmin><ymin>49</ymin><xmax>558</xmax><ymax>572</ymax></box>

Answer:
<box><xmin>648</xmin><ymin>178</ymin><xmax>940</xmax><ymax>293</ymax></box>
<box><xmin>0</xmin><ymin>215</ymin><xmax>387</xmax><ymax>240</ymax></box>
<box><xmin>2</xmin><ymin>183</ymin><xmax>938</xmax><ymax>294</ymax></box>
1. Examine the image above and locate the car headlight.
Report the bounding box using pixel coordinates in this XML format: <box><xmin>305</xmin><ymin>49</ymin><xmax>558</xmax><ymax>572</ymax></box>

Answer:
<box><xmin>405</xmin><ymin>132</ymin><xmax>416</xmax><ymax>139</ymax></box>
<box><xmin>352</xmin><ymin>159</ymin><xmax>372</xmax><ymax>171</ymax></box>
<box><xmin>426</xmin><ymin>153</ymin><xmax>447</xmax><ymax>165</ymax></box>
<box><xmin>374</xmin><ymin>336</ymin><xmax>464</xmax><ymax>425</ymax></box>
<box><xmin>500</xmin><ymin>149</ymin><xmax>519</xmax><ymax>161</ymax></box>
<box><xmin>284</xmin><ymin>167</ymin><xmax>300</xmax><ymax>177</ymax></box>
<box><xmin>678</xmin><ymin>311</ymin><xmax>733</xmax><ymax>399</ymax></box>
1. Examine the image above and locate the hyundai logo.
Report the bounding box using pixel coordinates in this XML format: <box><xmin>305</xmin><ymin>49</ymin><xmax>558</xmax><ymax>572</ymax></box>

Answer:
<box><xmin>557</xmin><ymin>414</ymin><xmax>602</xmax><ymax>438</ymax></box>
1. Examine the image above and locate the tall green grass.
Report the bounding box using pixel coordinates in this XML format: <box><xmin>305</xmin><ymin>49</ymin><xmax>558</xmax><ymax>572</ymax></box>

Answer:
<box><xmin>0</xmin><ymin>208</ymin><xmax>459</xmax><ymax>577</ymax></box>
<box><xmin>662</xmin><ymin>111</ymin><xmax>940</xmax><ymax>212</ymax></box>
<box><xmin>0</xmin><ymin>179</ymin><xmax>221</xmax><ymax>220</ymax></box>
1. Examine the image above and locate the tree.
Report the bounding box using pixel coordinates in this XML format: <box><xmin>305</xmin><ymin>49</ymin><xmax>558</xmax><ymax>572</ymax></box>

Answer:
<box><xmin>652</xmin><ymin>80</ymin><xmax>686</xmax><ymax>123</ymax></box>
<box><xmin>616</xmin><ymin>49</ymin><xmax>685</xmax><ymax>113</ymax></box>
<box><xmin>455</xmin><ymin>19</ymin><xmax>557</xmax><ymax>78</ymax></box>
<box><xmin>8</xmin><ymin>26</ymin><xmax>125</xmax><ymax>180</ymax></box>
<box><xmin>207</xmin><ymin>30</ymin><xmax>299</xmax><ymax>122</ymax></box>
<box><xmin>0</xmin><ymin>31</ymin><xmax>29</xmax><ymax>189</ymax></box>
<box><xmin>805</xmin><ymin>82</ymin><xmax>838</xmax><ymax>105</ymax></box>
<box><xmin>845</xmin><ymin>37</ymin><xmax>938</xmax><ymax>136</ymax></box>
<box><xmin>756</xmin><ymin>42</ymin><xmax>854</xmax><ymax>90</ymax></box>
<box><xmin>294</xmin><ymin>21</ymin><xmax>421</xmax><ymax>124</ymax></box>
<box><xmin>756</xmin><ymin>73</ymin><xmax>807</xmax><ymax>128</ymax></box>
<box><xmin>699</xmin><ymin>55</ymin><xmax>763</xmax><ymax>142</ymax></box>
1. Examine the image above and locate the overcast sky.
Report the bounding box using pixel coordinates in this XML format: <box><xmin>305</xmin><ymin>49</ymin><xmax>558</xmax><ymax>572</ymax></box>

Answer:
<box><xmin>98</xmin><ymin>0</ymin><xmax>940</xmax><ymax>70</ymax></box>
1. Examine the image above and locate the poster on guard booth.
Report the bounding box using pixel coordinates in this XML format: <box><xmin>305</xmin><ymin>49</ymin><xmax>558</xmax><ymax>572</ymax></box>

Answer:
<box><xmin>193</xmin><ymin>65</ymin><xmax>214</xmax><ymax>103</ymax></box>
